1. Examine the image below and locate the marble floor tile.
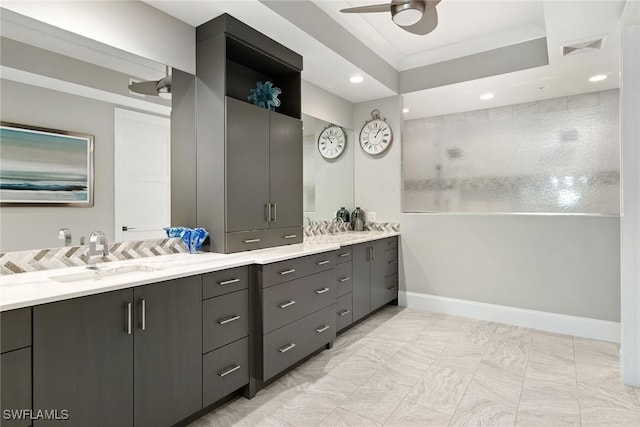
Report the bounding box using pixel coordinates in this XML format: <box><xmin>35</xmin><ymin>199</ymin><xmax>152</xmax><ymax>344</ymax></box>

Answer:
<box><xmin>530</xmin><ymin>332</ymin><xmax>574</xmax><ymax>362</ymax></box>
<box><xmin>384</xmin><ymin>401</ymin><xmax>450</xmax><ymax>426</ymax></box>
<box><xmin>493</xmin><ymin>324</ymin><xmax>533</xmax><ymax>343</ymax></box>
<box><xmin>467</xmin><ymin>360</ymin><xmax>524</xmax><ymax>406</ymax></box>
<box><xmin>449</xmin><ymin>393</ymin><xmax>517</xmax><ymax>427</ymax></box>
<box><xmin>326</xmin><ymin>352</ymin><xmax>382</xmax><ymax>386</ymax></box>
<box><xmin>269</xmin><ymin>387</ymin><xmax>346</xmax><ymax>426</ymax></box>
<box><xmin>579</xmin><ymin>383</ymin><xmax>640</xmax><ymax>426</ymax></box>
<box><xmin>404</xmin><ymin>362</ymin><xmax>475</xmax><ymax>415</ymax></box>
<box><xmin>319</xmin><ymin>408</ymin><xmax>381</xmax><ymax>427</ymax></box>
<box><xmin>351</xmin><ymin>338</ymin><xmax>402</xmax><ymax>365</ymax></box>
<box><xmin>435</xmin><ymin>341</ymin><xmax>487</xmax><ymax>372</ymax></box>
<box><xmin>374</xmin><ymin>345</ymin><xmax>435</xmax><ymax>387</ymax></box>
<box><xmin>483</xmin><ymin>337</ymin><xmax>531</xmax><ymax>373</ymax></box>
<box><xmin>339</xmin><ymin>370</ymin><xmax>411</xmax><ymax>424</ymax></box>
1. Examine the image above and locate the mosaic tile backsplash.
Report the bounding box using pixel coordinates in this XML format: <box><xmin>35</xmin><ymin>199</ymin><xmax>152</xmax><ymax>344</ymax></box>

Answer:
<box><xmin>303</xmin><ymin>221</ymin><xmax>400</xmax><ymax>236</ymax></box>
<box><xmin>0</xmin><ymin>238</ymin><xmax>187</xmax><ymax>275</ymax></box>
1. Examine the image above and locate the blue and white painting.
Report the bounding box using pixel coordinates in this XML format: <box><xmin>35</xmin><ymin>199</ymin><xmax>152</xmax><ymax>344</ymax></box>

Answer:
<box><xmin>0</xmin><ymin>124</ymin><xmax>93</xmax><ymax>205</ymax></box>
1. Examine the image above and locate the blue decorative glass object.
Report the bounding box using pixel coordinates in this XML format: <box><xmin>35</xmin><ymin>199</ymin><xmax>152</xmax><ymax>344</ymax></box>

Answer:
<box><xmin>164</xmin><ymin>227</ymin><xmax>209</xmax><ymax>253</ymax></box>
<box><xmin>163</xmin><ymin>227</ymin><xmax>184</xmax><ymax>238</ymax></box>
<box><xmin>248</xmin><ymin>81</ymin><xmax>281</xmax><ymax>111</ymax></box>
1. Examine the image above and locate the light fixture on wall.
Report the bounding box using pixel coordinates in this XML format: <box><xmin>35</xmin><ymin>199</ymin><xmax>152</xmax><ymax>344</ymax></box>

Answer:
<box><xmin>349</xmin><ymin>74</ymin><xmax>364</xmax><ymax>83</ymax></box>
<box><xmin>480</xmin><ymin>92</ymin><xmax>495</xmax><ymax>100</ymax></box>
<box><xmin>588</xmin><ymin>74</ymin><xmax>608</xmax><ymax>82</ymax></box>
<box><xmin>129</xmin><ymin>66</ymin><xmax>172</xmax><ymax>98</ymax></box>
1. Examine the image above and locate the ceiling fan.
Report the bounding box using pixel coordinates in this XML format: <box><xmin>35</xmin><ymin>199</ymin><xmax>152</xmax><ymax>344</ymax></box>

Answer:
<box><xmin>128</xmin><ymin>66</ymin><xmax>172</xmax><ymax>99</ymax></box>
<box><xmin>340</xmin><ymin>0</ymin><xmax>441</xmax><ymax>35</ymax></box>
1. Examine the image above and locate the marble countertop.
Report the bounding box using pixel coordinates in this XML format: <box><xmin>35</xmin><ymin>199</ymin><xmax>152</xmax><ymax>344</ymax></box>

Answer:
<box><xmin>0</xmin><ymin>231</ymin><xmax>398</xmax><ymax>312</ymax></box>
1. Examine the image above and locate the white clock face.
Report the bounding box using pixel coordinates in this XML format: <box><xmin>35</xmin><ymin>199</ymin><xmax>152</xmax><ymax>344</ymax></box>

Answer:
<box><xmin>318</xmin><ymin>126</ymin><xmax>346</xmax><ymax>159</ymax></box>
<box><xmin>359</xmin><ymin>119</ymin><xmax>392</xmax><ymax>155</ymax></box>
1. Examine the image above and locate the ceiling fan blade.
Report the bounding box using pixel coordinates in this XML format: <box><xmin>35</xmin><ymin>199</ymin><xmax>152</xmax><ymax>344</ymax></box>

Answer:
<box><xmin>340</xmin><ymin>4</ymin><xmax>392</xmax><ymax>13</ymax></box>
<box><xmin>156</xmin><ymin>75</ymin><xmax>172</xmax><ymax>91</ymax></box>
<box><xmin>402</xmin><ymin>7</ymin><xmax>438</xmax><ymax>35</ymax></box>
<box><xmin>128</xmin><ymin>80</ymin><xmax>160</xmax><ymax>95</ymax></box>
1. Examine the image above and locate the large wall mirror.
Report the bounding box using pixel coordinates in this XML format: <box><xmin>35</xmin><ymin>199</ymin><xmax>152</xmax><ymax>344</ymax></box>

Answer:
<box><xmin>302</xmin><ymin>114</ymin><xmax>354</xmax><ymax>224</ymax></box>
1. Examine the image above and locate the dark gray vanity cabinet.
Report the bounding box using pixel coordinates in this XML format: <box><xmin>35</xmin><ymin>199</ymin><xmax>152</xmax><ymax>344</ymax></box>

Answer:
<box><xmin>351</xmin><ymin>237</ymin><xmax>399</xmax><ymax>322</ymax></box>
<box><xmin>32</xmin><ymin>276</ymin><xmax>202</xmax><ymax>427</ymax></box>
<box><xmin>1</xmin><ymin>308</ymin><xmax>32</xmax><ymax>427</ymax></box>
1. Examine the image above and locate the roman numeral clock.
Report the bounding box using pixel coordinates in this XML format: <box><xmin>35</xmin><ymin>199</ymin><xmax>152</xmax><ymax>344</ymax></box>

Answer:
<box><xmin>318</xmin><ymin>124</ymin><xmax>347</xmax><ymax>159</ymax></box>
<box><xmin>359</xmin><ymin>109</ymin><xmax>393</xmax><ymax>155</ymax></box>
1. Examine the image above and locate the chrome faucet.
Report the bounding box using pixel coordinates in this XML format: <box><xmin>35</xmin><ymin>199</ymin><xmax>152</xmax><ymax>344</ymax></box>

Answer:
<box><xmin>329</xmin><ymin>217</ymin><xmax>344</xmax><ymax>235</ymax></box>
<box><xmin>58</xmin><ymin>228</ymin><xmax>72</xmax><ymax>246</ymax></box>
<box><xmin>87</xmin><ymin>231</ymin><xmax>109</xmax><ymax>269</ymax></box>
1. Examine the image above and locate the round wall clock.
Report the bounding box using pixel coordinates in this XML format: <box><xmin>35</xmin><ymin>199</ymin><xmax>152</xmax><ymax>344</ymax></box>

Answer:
<box><xmin>318</xmin><ymin>125</ymin><xmax>346</xmax><ymax>159</ymax></box>
<box><xmin>359</xmin><ymin>109</ymin><xmax>393</xmax><ymax>155</ymax></box>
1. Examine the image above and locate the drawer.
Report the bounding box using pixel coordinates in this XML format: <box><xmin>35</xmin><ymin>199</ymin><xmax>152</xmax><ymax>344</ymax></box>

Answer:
<box><xmin>262</xmin><ymin>304</ymin><xmax>336</xmax><ymax>381</ymax></box>
<box><xmin>267</xmin><ymin>227</ymin><xmax>304</xmax><ymax>247</ymax></box>
<box><xmin>203</xmin><ymin>289</ymin><xmax>249</xmax><ymax>353</ymax></box>
<box><xmin>382</xmin><ymin>236</ymin><xmax>398</xmax><ymax>250</ymax></box>
<box><xmin>1</xmin><ymin>308</ymin><xmax>31</xmax><ymax>354</ymax></box>
<box><xmin>336</xmin><ymin>246</ymin><xmax>352</xmax><ymax>264</ymax></box>
<box><xmin>1</xmin><ymin>347</ymin><xmax>31</xmax><ymax>427</ymax></box>
<box><xmin>203</xmin><ymin>266</ymin><xmax>248</xmax><ymax>299</ymax></box>
<box><xmin>262</xmin><ymin>270</ymin><xmax>335</xmax><ymax>334</ymax></box>
<box><xmin>336</xmin><ymin>293</ymin><xmax>353</xmax><ymax>331</ymax></box>
<box><xmin>261</xmin><ymin>251</ymin><xmax>336</xmax><ymax>288</ymax></box>
<box><xmin>336</xmin><ymin>262</ymin><xmax>353</xmax><ymax>297</ymax></box>
<box><xmin>225</xmin><ymin>230</ymin><xmax>271</xmax><ymax>253</ymax></box>
<box><xmin>371</xmin><ymin>274</ymin><xmax>399</xmax><ymax>311</ymax></box>
<box><xmin>383</xmin><ymin>250</ymin><xmax>398</xmax><ymax>277</ymax></box>
<box><xmin>203</xmin><ymin>337</ymin><xmax>249</xmax><ymax>407</ymax></box>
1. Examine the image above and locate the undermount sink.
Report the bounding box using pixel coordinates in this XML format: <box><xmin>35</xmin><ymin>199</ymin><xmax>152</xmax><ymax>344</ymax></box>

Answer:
<box><xmin>50</xmin><ymin>264</ymin><xmax>163</xmax><ymax>283</ymax></box>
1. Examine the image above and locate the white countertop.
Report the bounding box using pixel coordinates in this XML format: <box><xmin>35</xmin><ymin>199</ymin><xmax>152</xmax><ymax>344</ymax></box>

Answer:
<box><xmin>0</xmin><ymin>231</ymin><xmax>398</xmax><ymax>312</ymax></box>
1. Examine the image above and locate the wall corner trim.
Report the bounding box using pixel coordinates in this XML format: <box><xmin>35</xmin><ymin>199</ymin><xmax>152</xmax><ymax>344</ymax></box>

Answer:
<box><xmin>399</xmin><ymin>291</ymin><xmax>620</xmax><ymax>343</ymax></box>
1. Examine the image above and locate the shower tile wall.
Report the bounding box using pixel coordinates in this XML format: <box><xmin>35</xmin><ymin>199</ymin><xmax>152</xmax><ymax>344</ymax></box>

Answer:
<box><xmin>403</xmin><ymin>89</ymin><xmax>620</xmax><ymax>214</ymax></box>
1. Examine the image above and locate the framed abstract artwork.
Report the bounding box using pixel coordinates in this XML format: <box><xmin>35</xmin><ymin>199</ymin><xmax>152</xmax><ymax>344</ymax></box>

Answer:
<box><xmin>0</xmin><ymin>122</ymin><xmax>94</xmax><ymax>206</ymax></box>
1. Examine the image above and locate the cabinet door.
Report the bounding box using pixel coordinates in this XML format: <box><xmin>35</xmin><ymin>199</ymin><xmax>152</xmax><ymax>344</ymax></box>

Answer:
<box><xmin>269</xmin><ymin>111</ymin><xmax>302</xmax><ymax>229</ymax></box>
<box><xmin>370</xmin><ymin>239</ymin><xmax>396</xmax><ymax>311</ymax></box>
<box><xmin>351</xmin><ymin>243</ymin><xmax>371</xmax><ymax>322</ymax></box>
<box><xmin>1</xmin><ymin>348</ymin><xmax>31</xmax><ymax>427</ymax></box>
<box><xmin>33</xmin><ymin>289</ymin><xmax>133</xmax><ymax>427</ymax></box>
<box><xmin>226</xmin><ymin>97</ymin><xmax>271</xmax><ymax>232</ymax></box>
<box><xmin>133</xmin><ymin>276</ymin><xmax>202</xmax><ymax>427</ymax></box>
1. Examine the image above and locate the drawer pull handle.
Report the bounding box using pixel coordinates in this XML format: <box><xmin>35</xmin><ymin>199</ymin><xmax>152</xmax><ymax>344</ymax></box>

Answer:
<box><xmin>388</xmin><ymin>260</ymin><xmax>397</xmax><ymax>265</ymax></box>
<box><xmin>315</xmin><ymin>325</ymin><xmax>331</xmax><ymax>333</ymax></box>
<box><xmin>218</xmin><ymin>364</ymin><xmax>241</xmax><ymax>377</ymax></box>
<box><xmin>125</xmin><ymin>302</ymin><xmax>132</xmax><ymax>335</ymax></box>
<box><xmin>283</xmin><ymin>234</ymin><xmax>297</xmax><ymax>239</ymax></box>
<box><xmin>339</xmin><ymin>252</ymin><xmax>350</xmax><ymax>257</ymax></box>
<box><xmin>218</xmin><ymin>315</ymin><xmax>241</xmax><ymax>325</ymax></box>
<box><xmin>387</xmin><ymin>285</ymin><xmax>398</xmax><ymax>290</ymax></box>
<box><xmin>315</xmin><ymin>287</ymin><xmax>330</xmax><ymax>294</ymax></box>
<box><xmin>218</xmin><ymin>278</ymin><xmax>241</xmax><ymax>286</ymax></box>
<box><xmin>317</xmin><ymin>260</ymin><xmax>330</xmax><ymax>266</ymax></box>
<box><xmin>279</xmin><ymin>269</ymin><xmax>296</xmax><ymax>275</ymax></box>
<box><xmin>278</xmin><ymin>343</ymin><xmax>296</xmax><ymax>353</ymax></box>
<box><xmin>278</xmin><ymin>300</ymin><xmax>296</xmax><ymax>309</ymax></box>
<box><xmin>338</xmin><ymin>276</ymin><xmax>351</xmax><ymax>283</ymax></box>
<box><xmin>243</xmin><ymin>238</ymin><xmax>261</xmax><ymax>244</ymax></box>
<box><xmin>338</xmin><ymin>309</ymin><xmax>351</xmax><ymax>316</ymax></box>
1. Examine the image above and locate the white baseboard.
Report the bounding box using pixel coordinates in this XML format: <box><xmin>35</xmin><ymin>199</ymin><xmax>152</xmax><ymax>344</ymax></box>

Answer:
<box><xmin>399</xmin><ymin>291</ymin><xmax>620</xmax><ymax>343</ymax></box>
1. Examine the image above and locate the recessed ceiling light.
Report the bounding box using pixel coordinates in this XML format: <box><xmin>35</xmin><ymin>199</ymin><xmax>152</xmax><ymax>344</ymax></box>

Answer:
<box><xmin>480</xmin><ymin>93</ymin><xmax>494</xmax><ymax>100</ymax></box>
<box><xmin>403</xmin><ymin>108</ymin><xmax>410</xmax><ymax>113</ymax></box>
<box><xmin>349</xmin><ymin>75</ymin><xmax>364</xmax><ymax>84</ymax></box>
<box><xmin>589</xmin><ymin>74</ymin><xmax>607</xmax><ymax>82</ymax></box>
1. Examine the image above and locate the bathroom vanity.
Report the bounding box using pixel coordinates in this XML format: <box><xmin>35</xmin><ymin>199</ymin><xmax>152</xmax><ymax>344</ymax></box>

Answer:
<box><xmin>0</xmin><ymin>232</ymin><xmax>398</xmax><ymax>427</ymax></box>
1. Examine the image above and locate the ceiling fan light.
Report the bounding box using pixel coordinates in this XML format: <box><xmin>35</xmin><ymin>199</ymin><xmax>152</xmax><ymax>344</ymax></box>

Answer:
<box><xmin>391</xmin><ymin>1</ymin><xmax>425</xmax><ymax>27</ymax></box>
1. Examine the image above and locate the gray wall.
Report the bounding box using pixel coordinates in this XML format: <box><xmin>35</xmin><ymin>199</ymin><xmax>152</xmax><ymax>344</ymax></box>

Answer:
<box><xmin>353</xmin><ymin>96</ymin><xmax>621</xmax><ymax>322</ymax></box>
<box><xmin>1</xmin><ymin>80</ymin><xmax>116</xmax><ymax>251</ymax></box>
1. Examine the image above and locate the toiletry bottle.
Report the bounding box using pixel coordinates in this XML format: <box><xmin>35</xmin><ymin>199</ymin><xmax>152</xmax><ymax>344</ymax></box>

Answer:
<box><xmin>336</xmin><ymin>207</ymin><xmax>350</xmax><ymax>224</ymax></box>
<box><xmin>351</xmin><ymin>207</ymin><xmax>366</xmax><ymax>231</ymax></box>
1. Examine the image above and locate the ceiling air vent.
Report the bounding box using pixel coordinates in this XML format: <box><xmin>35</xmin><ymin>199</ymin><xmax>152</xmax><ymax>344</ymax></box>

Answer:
<box><xmin>561</xmin><ymin>35</ymin><xmax>606</xmax><ymax>57</ymax></box>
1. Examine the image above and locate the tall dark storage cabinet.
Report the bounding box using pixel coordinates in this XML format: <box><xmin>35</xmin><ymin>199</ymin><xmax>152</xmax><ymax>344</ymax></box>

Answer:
<box><xmin>173</xmin><ymin>14</ymin><xmax>303</xmax><ymax>254</ymax></box>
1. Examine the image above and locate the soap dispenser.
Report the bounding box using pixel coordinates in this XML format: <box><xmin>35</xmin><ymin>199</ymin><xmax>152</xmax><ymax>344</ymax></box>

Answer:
<box><xmin>336</xmin><ymin>207</ymin><xmax>350</xmax><ymax>224</ymax></box>
<box><xmin>351</xmin><ymin>207</ymin><xmax>366</xmax><ymax>232</ymax></box>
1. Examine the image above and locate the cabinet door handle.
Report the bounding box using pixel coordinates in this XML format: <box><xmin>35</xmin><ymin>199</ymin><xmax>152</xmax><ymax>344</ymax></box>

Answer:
<box><xmin>370</xmin><ymin>247</ymin><xmax>375</xmax><ymax>261</ymax></box>
<box><xmin>278</xmin><ymin>300</ymin><xmax>296</xmax><ymax>309</ymax></box>
<box><xmin>315</xmin><ymin>325</ymin><xmax>331</xmax><ymax>333</ymax></box>
<box><xmin>125</xmin><ymin>302</ymin><xmax>132</xmax><ymax>335</ymax></box>
<box><xmin>271</xmin><ymin>203</ymin><xmax>277</xmax><ymax>222</ymax></box>
<box><xmin>339</xmin><ymin>252</ymin><xmax>350</xmax><ymax>258</ymax></box>
<box><xmin>315</xmin><ymin>287</ymin><xmax>330</xmax><ymax>294</ymax></box>
<box><xmin>265</xmin><ymin>203</ymin><xmax>271</xmax><ymax>222</ymax></box>
<box><xmin>279</xmin><ymin>268</ymin><xmax>296</xmax><ymax>275</ymax></box>
<box><xmin>218</xmin><ymin>278</ymin><xmax>241</xmax><ymax>286</ymax></box>
<box><xmin>387</xmin><ymin>285</ymin><xmax>398</xmax><ymax>290</ymax></box>
<box><xmin>388</xmin><ymin>260</ymin><xmax>397</xmax><ymax>265</ymax></box>
<box><xmin>243</xmin><ymin>238</ymin><xmax>261</xmax><ymax>244</ymax></box>
<box><xmin>316</xmin><ymin>260</ymin><xmax>330</xmax><ymax>266</ymax></box>
<box><xmin>283</xmin><ymin>234</ymin><xmax>297</xmax><ymax>239</ymax></box>
<box><xmin>218</xmin><ymin>364</ymin><xmax>241</xmax><ymax>377</ymax></box>
<box><xmin>278</xmin><ymin>343</ymin><xmax>296</xmax><ymax>353</ymax></box>
<box><xmin>338</xmin><ymin>276</ymin><xmax>351</xmax><ymax>283</ymax></box>
<box><xmin>218</xmin><ymin>315</ymin><xmax>241</xmax><ymax>325</ymax></box>
<box><xmin>140</xmin><ymin>299</ymin><xmax>146</xmax><ymax>331</ymax></box>
<box><xmin>338</xmin><ymin>309</ymin><xmax>351</xmax><ymax>316</ymax></box>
